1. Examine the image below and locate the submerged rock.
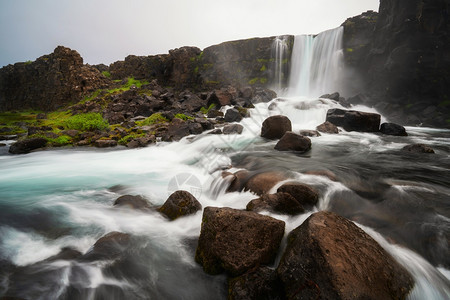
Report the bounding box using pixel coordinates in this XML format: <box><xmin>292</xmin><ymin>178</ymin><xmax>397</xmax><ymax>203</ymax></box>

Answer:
<box><xmin>158</xmin><ymin>190</ymin><xmax>202</xmax><ymax>220</ymax></box>
<box><xmin>261</xmin><ymin>115</ymin><xmax>292</xmax><ymax>140</ymax></box>
<box><xmin>246</xmin><ymin>192</ymin><xmax>304</xmax><ymax>215</ymax></box>
<box><xmin>82</xmin><ymin>232</ymin><xmax>131</xmax><ymax>261</ymax></box>
<box><xmin>274</xmin><ymin>132</ymin><xmax>311</xmax><ymax>152</ymax></box>
<box><xmin>244</xmin><ymin>171</ymin><xmax>288</xmax><ymax>196</ymax></box>
<box><xmin>222</xmin><ymin>124</ymin><xmax>244</xmax><ymax>135</ymax></box>
<box><xmin>299</xmin><ymin>129</ymin><xmax>321</xmax><ymax>137</ymax></box>
<box><xmin>277</xmin><ymin>211</ymin><xmax>413</xmax><ymax>299</ymax></box>
<box><xmin>402</xmin><ymin>143</ymin><xmax>435</xmax><ymax>154</ymax></box>
<box><xmin>8</xmin><ymin>137</ymin><xmax>47</xmax><ymax>154</ymax></box>
<box><xmin>380</xmin><ymin>122</ymin><xmax>408</xmax><ymax>136</ymax></box>
<box><xmin>113</xmin><ymin>195</ymin><xmax>152</xmax><ymax>210</ymax></box>
<box><xmin>195</xmin><ymin>207</ymin><xmax>285</xmax><ymax>276</ymax></box>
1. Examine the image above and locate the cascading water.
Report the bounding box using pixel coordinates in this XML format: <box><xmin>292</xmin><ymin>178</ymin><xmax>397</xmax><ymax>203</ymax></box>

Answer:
<box><xmin>1</xmin><ymin>27</ymin><xmax>450</xmax><ymax>299</ymax></box>
<box><xmin>271</xmin><ymin>35</ymin><xmax>289</xmax><ymax>93</ymax></box>
<box><xmin>288</xmin><ymin>27</ymin><xmax>344</xmax><ymax>97</ymax></box>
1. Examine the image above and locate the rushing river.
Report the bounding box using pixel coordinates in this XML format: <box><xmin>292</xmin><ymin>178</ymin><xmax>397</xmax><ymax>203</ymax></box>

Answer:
<box><xmin>0</xmin><ymin>96</ymin><xmax>449</xmax><ymax>299</ymax></box>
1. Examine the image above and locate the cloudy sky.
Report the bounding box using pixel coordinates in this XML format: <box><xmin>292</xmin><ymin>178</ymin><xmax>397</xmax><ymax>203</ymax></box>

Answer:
<box><xmin>0</xmin><ymin>0</ymin><xmax>379</xmax><ymax>67</ymax></box>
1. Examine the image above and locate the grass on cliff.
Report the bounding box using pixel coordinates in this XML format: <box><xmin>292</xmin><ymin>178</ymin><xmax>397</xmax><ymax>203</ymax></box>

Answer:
<box><xmin>135</xmin><ymin>113</ymin><xmax>168</xmax><ymax>126</ymax></box>
<box><xmin>64</xmin><ymin>113</ymin><xmax>109</xmax><ymax>131</ymax></box>
<box><xmin>82</xmin><ymin>77</ymin><xmax>149</xmax><ymax>103</ymax></box>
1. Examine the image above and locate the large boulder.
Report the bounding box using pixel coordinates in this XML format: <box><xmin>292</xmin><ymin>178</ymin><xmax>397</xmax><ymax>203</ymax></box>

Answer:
<box><xmin>326</xmin><ymin>108</ymin><xmax>381</xmax><ymax>132</ymax></box>
<box><xmin>8</xmin><ymin>137</ymin><xmax>47</xmax><ymax>154</ymax></box>
<box><xmin>380</xmin><ymin>122</ymin><xmax>408</xmax><ymax>136</ymax></box>
<box><xmin>82</xmin><ymin>231</ymin><xmax>131</xmax><ymax>261</ymax></box>
<box><xmin>158</xmin><ymin>190</ymin><xmax>202</xmax><ymax>220</ymax></box>
<box><xmin>274</xmin><ymin>132</ymin><xmax>311</xmax><ymax>152</ymax></box>
<box><xmin>195</xmin><ymin>207</ymin><xmax>285</xmax><ymax>276</ymax></box>
<box><xmin>277</xmin><ymin>211</ymin><xmax>413</xmax><ymax>299</ymax></box>
<box><xmin>224</xmin><ymin>170</ymin><xmax>250</xmax><ymax>193</ymax></box>
<box><xmin>261</xmin><ymin>115</ymin><xmax>292</xmax><ymax>140</ymax></box>
<box><xmin>228</xmin><ymin>266</ymin><xmax>284</xmax><ymax>300</ymax></box>
<box><xmin>113</xmin><ymin>195</ymin><xmax>152</xmax><ymax>210</ymax></box>
<box><xmin>224</xmin><ymin>108</ymin><xmax>243</xmax><ymax>122</ymax></box>
<box><xmin>246</xmin><ymin>192</ymin><xmax>304</xmax><ymax>215</ymax></box>
<box><xmin>277</xmin><ymin>182</ymin><xmax>319</xmax><ymax>207</ymax></box>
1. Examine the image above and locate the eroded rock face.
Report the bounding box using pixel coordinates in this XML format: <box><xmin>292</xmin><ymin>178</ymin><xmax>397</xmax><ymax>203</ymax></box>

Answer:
<box><xmin>159</xmin><ymin>190</ymin><xmax>202</xmax><ymax>220</ymax></box>
<box><xmin>277</xmin><ymin>211</ymin><xmax>413</xmax><ymax>300</ymax></box>
<box><xmin>195</xmin><ymin>207</ymin><xmax>285</xmax><ymax>276</ymax></box>
<box><xmin>261</xmin><ymin>115</ymin><xmax>292</xmax><ymax>140</ymax></box>
<box><xmin>228</xmin><ymin>267</ymin><xmax>284</xmax><ymax>300</ymax></box>
<box><xmin>0</xmin><ymin>46</ymin><xmax>110</xmax><ymax>111</ymax></box>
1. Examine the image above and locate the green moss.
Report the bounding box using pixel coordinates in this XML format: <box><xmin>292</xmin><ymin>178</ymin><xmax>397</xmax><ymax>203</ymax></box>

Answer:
<box><xmin>200</xmin><ymin>103</ymin><xmax>216</xmax><ymax>114</ymax></box>
<box><xmin>282</xmin><ymin>58</ymin><xmax>289</xmax><ymax>64</ymax></box>
<box><xmin>257</xmin><ymin>58</ymin><xmax>268</xmax><ymax>63</ymax></box>
<box><xmin>47</xmin><ymin>135</ymin><xmax>72</xmax><ymax>146</ymax></box>
<box><xmin>194</xmin><ymin>66</ymin><xmax>199</xmax><ymax>74</ymax></box>
<box><xmin>203</xmin><ymin>63</ymin><xmax>213</xmax><ymax>69</ymax></box>
<box><xmin>439</xmin><ymin>100</ymin><xmax>450</xmax><ymax>107</ymax></box>
<box><xmin>118</xmin><ymin>133</ymin><xmax>146</xmax><ymax>145</ymax></box>
<box><xmin>174</xmin><ymin>113</ymin><xmax>194</xmax><ymax>121</ymax></box>
<box><xmin>24</xmin><ymin>60</ymin><xmax>33</xmax><ymax>65</ymax></box>
<box><xmin>64</xmin><ymin>113</ymin><xmax>109</xmax><ymax>131</ymax></box>
<box><xmin>102</xmin><ymin>71</ymin><xmax>111</xmax><ymax>78</ymax></box>
<box><xmin>260</xmin><ymin>65</ymin><xmax>266</xmax><ymax>72</ymax></box>
<box><xmin>135</xmin><ymin>113</ymin><xmax>168</xmax><ymax>126</ymax></box>
<box><xmin>346</xmin><ymin>48</ymin><xmax>354</xmax><ymax>52</ymax></box>
<box><xmin>0</xmin><ymin>111</ymin><xmax>38</xmax><ymax>126</ymax></box>
<box><xmin>248</xmin><ymin>77</ymin><xmax>267</xmax><ymax>85</ymax></box>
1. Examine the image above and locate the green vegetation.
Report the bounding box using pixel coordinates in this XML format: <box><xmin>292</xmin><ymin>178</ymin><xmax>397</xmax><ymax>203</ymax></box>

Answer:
<box><xmin>102</xmin><ymin>71</ymin><xmax>111</xmax><ymax>78</ymax></box>
<box><xmin>248</xmin><ymin>77</ymin><xmax>268</xmax><ymax>85</ymax></box>
<box><xmin>257</xmin><ymin>58</ymin><xmax>268</xmax><ymax>63</ymax></box>
<box><xmin>64</xmin><ymin>113</ymin><xmax>109</xmax><ymax>131</ymax></box>
<box><xmin>174</xmin><ymin>113</ymin><xmax>194</xmax><ymax>121</ymax></box>
<box><xmin>118</xmin><ymin>133</ymin><xmax>146</xmax><ymax>145</ymax></box>
<box><xmin>194</xmin><ymin>66</ymin><xmax>199</xmax><ymax>74</ymax></box>
<box><xmin>135</xmin><ymin>113</ymin><xmax>168</xmax><ymax>126</ymax></box>
<box><xmin>439</xmin><ymin>100</ymin><xmax>450</xmax><ymax>107</ymax></box>
<box><xmin>24</xmin><ymin>60</ymin><xmax>33</xmax><ymax>65</ymax></box>
<box><xmin>82</xmin><ymin>77</ymin><xmax>149</xmax><ymax>103</ymax></box>
<box><xmin>200</xmin><ymin>103</ymin><xmax>216</xmax><ymax>114</ymax></box>
<box><xmin>260</xmin><ymin>65</ymin><xmax>267</xmax><ymax>72</ymax></box>
<box><xmin>47</xmin><ymin>135</ymin><xmax>72</xmax><ymax>146</ymax></box>
<box><xmin>346</xmin><ymin>48</ymin><xmax>354</xmax><ymax>53</ymax></box>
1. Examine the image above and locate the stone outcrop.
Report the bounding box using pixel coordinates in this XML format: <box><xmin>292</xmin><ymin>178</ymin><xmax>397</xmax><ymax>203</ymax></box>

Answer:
<box><xmin>326</xmin><ymin>108</ymin><xmax>381</xmax><ymax>132</ymax></box>
<box><xmin>246</xmin><ymin>192</ymin><xmax>304</xmax><ymax>215</ymax></box>
<box><xmin>0</xmin><ymin>46</ymin><xmax>110</xmax><ymax>111</ymax></box>
<box><xmin>380</xmin><ymin>122</ymin><xmax>408</xmax><ymax>136</ymax></box>
<box><xmin>276</xmin><ymin>182</ymin><xmax>319</xmax><ymax>208</ymax></box>
<box><xmin>195</xmin><ymin>207</ymin><xmax>285</xmax><ymax>276</ymax></box>
<box><xmin>274</xmin><ymin>132</ymin><xmax>311</xmax><ymax>152</ymax></box>
<box><xmin>277</xmin><ymin>211</ymin><xmax>414</xmax><ymax>299</ymax></box>
<box><xmin>343</xmin><ymin>2</ymin><xmax>450</xmax><ymax>128</ymax></box>
<box><xmin>261</xmin><ymin>115</ymin><xmax>292</xmax><ymax>140</ymax></box>
<box><xmin>8</xmin><ymin>137</ymin><xmax>47</xmax><ymax>154</ymax></box>
<box><xmin>228</xmin><ymin>267</ymin><xmax>284</xmax><ymax>300</ymax></box>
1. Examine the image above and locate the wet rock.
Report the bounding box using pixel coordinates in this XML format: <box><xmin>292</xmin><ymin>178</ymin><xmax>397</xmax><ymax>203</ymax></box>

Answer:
<box><xmin>82</xmin><ymin>232</ymin><xmax>131</xmax><ymax>261</ymax></box>
<box><xmin>162</xmin><ymin>119</ymin><xmax>204</xmax><ymax>141</ymax></box>
<box><xmin>44</xmin><ymin>247</ymin><xmax>83</xmax><ymax>262</ymax></box>
<box><xmin>326</xmin><ymin>108</ymin><xmax>381</xmax><ymax>132</ymax></box>
<box><xmin>277</xmin><ymin>211</ymin><xmax>413</xmax><ymax>299</ymax></box>
<box><xmin>252</xmin><ymin>88</ymin><xmax>277</xmax><ymax>104</ymax></box>
<box><xmin>224</xmin><ymin>108</ymin><xmax>243</xmax><ymax>123</ymax></box>
<box><xmin>276</xmin><ymin>182</ymin><xmax>319</xmax><ymax>207</ymax></box>
<box><xmin>207</xmin><ymin>109</ymin><xmax>224</xmax><ymax>118</ymax></box>
<box><xmin>228</xmin><ymin>266</ymin><xmax>284</xmax><ymax>300</ymax></box>
<box><xmin>222</xmin><ymin>124</ymin><xmax>243</xmax><ymax>135</ymax></box>
<box><xmin>246</xmin><ymin>192</ymin><xmax>304</xmax><ymax>215</ymax></box>
<box><xmin>195</xmin><ymin>207</ymin><xmax>285</xmax><ymax>276</ymax></box>
<box><xmin>9</xmin><ymin>137</ymin><xmax>47</xmax><ymax>154</ymax></box>
<box><xmin>113</xmin><ymin>195</ymin><xmax>152</xmax><ymax>210</ymax></box>
<box><xmin>299</xmin><ymin>130</ymin><xmax>321</xmax><ymax>137</ymax></box>
<box><xmin>158</xmin><ymin>190</ymin><xmax>202</xmax><ymax>220</ymax></box>
<box><xmin>316</xmin><ymin>121</ymin><xmax>339</xmax><ymax>134</ymax></box>
<box><xmin>94</xmin><ymin>139</ymin><xmax>117</xmax><ymax>148</ymax></box>
<box><xmin>319</xmin><ymin>92</ymin><xmax>340</xmax><ymax>101</ymax></box>
<box><xmin>208</xmin><ymin>128</ymin><xmax>222</xmax><ymax>134</ymax></box>
<box><xmin>244</xmin><ymin>171</ymin><xmax>288</xmax><ymax>196</ymax></box>
<box><xmin>402</xmin><ymin>143</ymin><xmax>435</xmax><ymax>154</ymax></box>
<box><xmin>380</xmin><ymin>122</ymin><xmax>408</xmax><ymax>136</ymax></box>
<box><xmin>224</xmin><ymin>170</ymin><xmax>250</xmax><ymax>193</ymax></box>
<box><xmin>274</xmin><ymin>132</ymin><xmax>311</xmax><ymax>152</ymax></box>
<box><xmin>181</xmin><ymin>94</ymin><xmax>206</xmax><ymax>112</ymax></box>
<box><xmin>261</xmin><ymin>115</ymin><xmax>292</xmax><ymax>140</ymax></box>
<box><xmin>126</xmin><ymin>135</ymin><xmax>155</xmax><ymax>148</ymax></box>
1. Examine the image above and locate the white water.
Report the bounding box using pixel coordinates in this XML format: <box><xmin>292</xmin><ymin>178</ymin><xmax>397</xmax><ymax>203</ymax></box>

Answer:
<box><xmin>271</xmin><ymin>35</ymin><xmax>289</xmax><ymax>93</ymax></box>
<box><xmin>288</xmin><ymin>27</ymin><xmax>344</xmax><ymax>97</ymax></box>
<box><xmin>1</xmin><ymin>27</ymin><xmax>450</xmax><ymax>299</ymax></box>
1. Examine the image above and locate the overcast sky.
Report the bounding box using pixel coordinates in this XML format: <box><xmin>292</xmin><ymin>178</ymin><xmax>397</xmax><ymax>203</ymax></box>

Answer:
<box><xmin>0</xmin><ymin>0</ymin><xmax>379</xmax><ymax>67</ymax></box>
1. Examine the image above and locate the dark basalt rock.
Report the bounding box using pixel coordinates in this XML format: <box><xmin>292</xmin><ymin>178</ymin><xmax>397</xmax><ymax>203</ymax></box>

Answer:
<box><xmin>402</xmin><ymin>143</ymin><xmax>435</xmax><ymax>154</ymax></box>
<box><xmin>277</xmin><ymin>211</ymin><xmax>414</xmax><ymax>300</ymax></box>
<box><xmin>277</xmin><ymin>182</ymin><xmax>319</xmax><ymax>207</ymax></box>
<box><xmin>316</xmin><ymin>121</ymin><xmax>339</xmax><ymax>134</ymax></box>
<box><xmin>94</xmin><ymin>139</ymin><xmax>117</xmax><ymax>148</ymax></box>
<box><xmin>158</xmin><ymin>190</ymin><xmax>202</xmax><ymax>220</ymax></box>
<box><xmin>274</xmin><ymin>132</ymin><xmax>311</xmax><ymax>152</ymax></box>
<box><xmin>224</xmin><ymin>108</ymin><xmax>243</xmax><ymax>123</ymax></box>
<box><xmin>246</xmin><ymin>192</ymin><xmax>304</xmax><ymax>215</ymax></box>
<box><xmin>326</xmin><ymin>108</ymin><xmax>381</xmax><ymax>132</ymax></box>
<box><xmin>228</xmin><ymin>266</ymin><xmax>285</xmax><ymax>300</ymax></box>
<box><xmin>380</xmin><ymin>122</ymin><xmax>408</xmax><ymax>136</ymax></box>
<box><xmin>82</xmin><ymin>232</ymin><xmax>131</xmax><ymax>261</ymax></box>
<box><xmin>9</xmin><ymin>137</ymin><xmax>47</xmax><ymax>154</ymax></box>
<box><xmin>244</xmin><ymin>171</ymin><xmax>288</xmax><ymax>196</ymax></box>
<box><xmin>299</xmin><ymin>130</ymin><xmax>321</xmax><ymax>137</ymax></box>
<box><xmin>195</xmin><ymin>207</ymin><xmax>285</xmax><ymax>276</ymax></box>
<box><xmin>261</xmin><ymin>115</ymin><xmax>292</xmax><ymax>140</ymax></box>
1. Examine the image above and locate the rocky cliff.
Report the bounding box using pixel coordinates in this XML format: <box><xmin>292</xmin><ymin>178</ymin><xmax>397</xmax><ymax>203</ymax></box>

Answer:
<box><xmin>342</xmin><ymin>0</ymin><xmax>450</xmax><ymax>127</ymax></box>
<box><xmin>0</xmin><ymin>46</ymin><xmax>110</xmax><ymax>111</ymax></box>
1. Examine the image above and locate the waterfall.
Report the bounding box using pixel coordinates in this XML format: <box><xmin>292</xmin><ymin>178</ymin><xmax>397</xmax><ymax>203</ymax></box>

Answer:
<box><xmin>271</xmin><ymin>35</ymin><xmax>289</xmax><ymax>93</ymax></box>
<box><xmin>288</xmin><ymin>27</ymin><xmax>344</xmax><ymax>97</ymax></box>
